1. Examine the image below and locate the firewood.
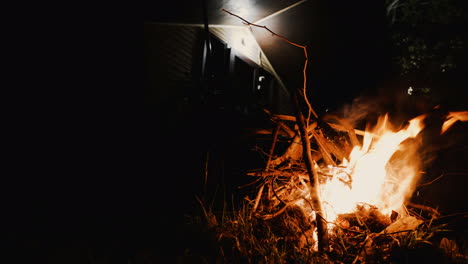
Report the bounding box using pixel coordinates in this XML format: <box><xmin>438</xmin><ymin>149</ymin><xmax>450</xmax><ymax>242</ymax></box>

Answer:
<box><xmin>250</xmin><ymin>183</ymin><xmax>265</xmax><ymax>217</ymax></box>
<box><xmin>265</xmin><ymin>124</ymin><xmax>281</xmax><ymax>170</ymax></box>
<box><xmin>293</xmin><ymin>94</ymin><xmax>329</xmax><ymax>251</ymax></box>
<box><xmin>382</xmin><ymin>216</ymin><xmax>423</xmax><ymax>234</ymax></box>
<box><xmin>247</xmin><ymin>170</ymin><xmax>306</xmax><ymax>178</ymax></box>
<box><xmin>269</xmin><ymin>133</ymin><xmax>303</xmax><ymax>167</ymax></box>
<box><xmin>323</xmin><ymin>114</ymin><xmax>361</xmax><ymax>147</ymax></box>
<box><xmin>407</xmin><ymin>202</ymin><xmax>441</xmax><ymax>218</ymax></box>
<box><xmin>311</xmin><ymin>130</ymin><xmax>336</xmax><ymax>166</ymax></box>
<box><xmin>263</xmin><ymin>108</ymin><xmax>296</xmax><ymax>138</ymax></box>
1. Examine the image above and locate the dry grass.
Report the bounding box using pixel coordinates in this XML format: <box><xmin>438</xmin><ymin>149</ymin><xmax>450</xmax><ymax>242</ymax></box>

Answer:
<box><xmin>184</xmin><ymin>190</ymin><xmax>467</xmax><ymax>264</ymax></box>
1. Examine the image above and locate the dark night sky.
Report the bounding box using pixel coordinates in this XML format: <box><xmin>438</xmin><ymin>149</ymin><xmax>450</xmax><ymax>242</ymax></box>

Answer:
<box><xmin>250</xmin><ymin>1</ymin><xmax>391</xmax><ymax>112</ymax></box>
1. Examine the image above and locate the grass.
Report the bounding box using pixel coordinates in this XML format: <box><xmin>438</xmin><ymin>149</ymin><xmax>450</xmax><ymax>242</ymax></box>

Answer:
<box><xmin>182</xmin><ymin>187</ymin><xmax>467</xmax><ymax>264</ymax></box>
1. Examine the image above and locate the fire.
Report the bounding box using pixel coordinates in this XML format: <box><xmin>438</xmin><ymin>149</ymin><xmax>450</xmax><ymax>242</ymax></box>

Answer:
<box><xmin>441</xmin><ymin>111</ymin><xmax>468</xmax><ymax>134</ymax></box>
<box><xmin>260</xmin><ymin>109</ymin><xmax>468</xmax><ymax>252</ymax></box>
<box><xmin>291</xmin><ymin>110</ymin><xmax>467</xmax><ymax>236</ymax></box>
<box><xmin>318</xmin><ymin>114</ymin><xmax>427</xmax><ymax>222</ymax></box>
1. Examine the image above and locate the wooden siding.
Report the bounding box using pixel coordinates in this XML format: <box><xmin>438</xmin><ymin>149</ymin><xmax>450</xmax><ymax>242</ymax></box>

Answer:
<box><xmin>144</xmin><ymin>23</ymin><xmax>203</xmax><ymax>110</ymax></box>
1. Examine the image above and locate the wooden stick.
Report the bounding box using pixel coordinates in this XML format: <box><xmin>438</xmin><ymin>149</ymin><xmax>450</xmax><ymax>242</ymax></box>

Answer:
<box><xmin>264</xmin><ymin>110</ymin><xmax>366</xmax><ymax>137</ymax></box>
<box><xmin>294</xmin><ymin>94</ymin><xmax>329</xmax><ymax>251</ymax></box>
<box><xmin>223</xmin><ymin>8</ymin><xmax>328</xmax><ymax>251</ymax></box>
<box><xmin>266</xmin><ymin>124</ymin><xmax>281</xmax><ymax>170</ymax></box>
<box><xmin>263</xmin><ymin>109</ymin><xmax>296</xmax><ymax>138</ymax></box>
<box><xmin>247</xmin><ymin>170</ymin><xmax>307</xmax><ymax>178</ymax></box>
<box><xmin>260</xmin><ymin>198</ymin><xmax>303</xmax><ymax>220</ymax></box>
<box><xmin>407</xmin><ymin>202</ymin><xmax>441</xmax><ymax>217</ymax></box>
<box><xmin>251</xmin><ymin>183</ymin><xmax>265</xmax><ymax>217</ymax></box>
<box><xmin>323</xmin><ymin>114</ymin><xmax>361</xmax><ymax>147</ymax></box>
<box><xmin>275</xmin><ymin>119</ymin><xmax>296</xmax><ymax>138</ymax></box>
<box><xmin>223</xmin><ymin>8</ymin><xmax>318</xmax><ymax>119</ymax></box>
<box><xmin>268</xmin><ymin>112</ymin><xmax>366</xmax><ymax>137</ymax></box>
<box><xmin>311</xmin><ymin>130</ymin><xmax>336</xmax><ymax>166</ymax></box>
<box><xmin>269</xmin><ymin>132</ymin><xmax>303</xmax><ymax>167</ymax></box>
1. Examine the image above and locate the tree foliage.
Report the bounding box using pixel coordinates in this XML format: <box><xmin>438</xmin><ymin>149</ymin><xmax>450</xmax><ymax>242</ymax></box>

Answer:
<box><xmin>385</xmin><ymin>0</ymin><xmax>467</xmax><ymax>76</ymax></box>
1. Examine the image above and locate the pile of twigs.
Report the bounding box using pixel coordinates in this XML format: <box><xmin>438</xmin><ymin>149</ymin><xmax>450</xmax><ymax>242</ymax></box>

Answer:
<box><xmin>235</xmin><ymin>109</ymin><xmax>465</xmax><ymax>263</ymax></box>
<box><xmin>247</xmin><ymin>109</ymin><xmax>359</xmax><ymax>220</ymax></box>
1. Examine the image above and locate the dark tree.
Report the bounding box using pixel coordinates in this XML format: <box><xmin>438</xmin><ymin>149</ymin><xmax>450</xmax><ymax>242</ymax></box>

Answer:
<box><xmin>384</xmin><ymin>0</ymin><xmax>468</xmax><ymax>110</ymax></box>
<box><xmin>386</xmin><ymin>0</ymin><xmax>467</xmax><ymax>76</ymax></box>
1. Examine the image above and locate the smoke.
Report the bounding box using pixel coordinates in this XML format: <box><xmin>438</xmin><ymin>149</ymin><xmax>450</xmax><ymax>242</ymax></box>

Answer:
<box><xmin>339</xmin><ymin>95</ymin><xmax>385</xmax><ymax>130</ymax></box>
<box><xmin>337</xmin><ymin>85</ymin><xmax>438</xmax><ymax>131</ymax></box>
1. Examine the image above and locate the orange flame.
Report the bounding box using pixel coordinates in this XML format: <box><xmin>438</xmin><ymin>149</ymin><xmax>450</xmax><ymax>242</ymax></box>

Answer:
<box><xmin>318</xmin><ymin>114</ymin><xmax>426</xmax><ymax>222</ymax></box>
<box><xmin>441</xmin><ymin>111</ymin><xmax>468</xmax><ymax>134</ymax></box>
<box><xmin>293</xmin><ymin>111</ymin><xmax>467</xmax><ymax>230</ymax></box>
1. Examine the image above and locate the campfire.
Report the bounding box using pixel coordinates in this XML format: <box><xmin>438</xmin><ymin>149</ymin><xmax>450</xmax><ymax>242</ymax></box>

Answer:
<box><xmin>191</xmin><ymin>9</ymin><xmax>468</xmax><ymax>263</ymax></box>
<box><xmin>230</xmin><ymin>109</ymin><xmax>466</xmax><ymax>263</ymax></box>
<box><xmin>301</xmin><ymin>113</ymin><xmax>426</xmax><ymax>223</ymax></box>
<box><xmin>194</xmin><ymin>108</ymin><xmax>467</xmax><ymax>263</ymax></box>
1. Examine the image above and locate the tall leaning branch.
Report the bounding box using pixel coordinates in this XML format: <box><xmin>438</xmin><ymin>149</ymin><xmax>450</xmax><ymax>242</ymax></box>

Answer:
<box><xmin>223</xmin><ymin>8</ymin><xmax>328</xmax><ymax>251</ymax></box>
<box><xmin>293</xmin><ymin>93</ymin><xmax>329</xmax><ymax>251</ymax></box>
<box><xmin>222</xmin><ymin>8</ymin><xmax>317</xmax><ymax>122</ymax></box>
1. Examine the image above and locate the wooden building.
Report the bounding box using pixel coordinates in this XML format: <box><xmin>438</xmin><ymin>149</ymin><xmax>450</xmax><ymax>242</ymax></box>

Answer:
<box><xmin>144</xmin><ymin>22</ymin><xmax>293</xmax><ymax>119</ymax></box>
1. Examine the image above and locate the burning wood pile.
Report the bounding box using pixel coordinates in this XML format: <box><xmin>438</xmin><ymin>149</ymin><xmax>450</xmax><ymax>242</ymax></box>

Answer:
<box><xmin>238</xmin><ymin>109</ymin><xmax>467</xmax><ymax>262</ymax></box>
<box><xmin>193</xmin><ymin>107</ymin><xmax>467</xmax><ymax>263</ymax></box>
